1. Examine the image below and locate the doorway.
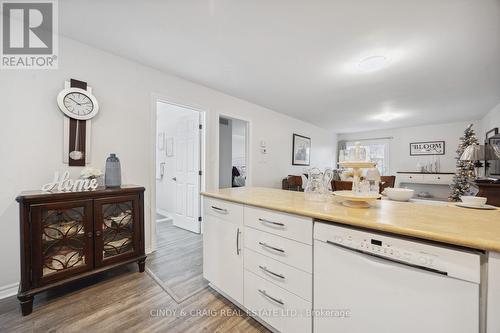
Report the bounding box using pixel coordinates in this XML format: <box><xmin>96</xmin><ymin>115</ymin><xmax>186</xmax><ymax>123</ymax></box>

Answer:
<box><xmin>148</xmin><ymin>99</ymin><xmax>207</xmax><ymax>303</ymax></box>
<box><xmin>219</xmin><ymin>116</ymin><xmax>249</xmax><ymax>188</ymax></box>
<box><xmin>156</xmin><ymin>101</ymin><xmax>201</xmax><ymax>233</ymax></box>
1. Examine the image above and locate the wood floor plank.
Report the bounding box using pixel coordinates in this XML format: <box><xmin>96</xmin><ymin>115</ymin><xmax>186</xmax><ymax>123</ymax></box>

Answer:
<box><xmin>0</xmin><ymin>222</ymin><xmax>269</xmax><ymax>332</ymax></box>
<box><xmin>0</xmin><ymin>269</ymin><xmax>268</xmax><ymax>332</ymax></box>
<box><xmin>147</xmin><ymin>221</ymin><xmax>208</xmax><ymax>301</ymax></box>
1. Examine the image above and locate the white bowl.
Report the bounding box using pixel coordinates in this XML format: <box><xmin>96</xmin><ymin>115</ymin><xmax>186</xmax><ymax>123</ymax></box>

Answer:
<box><xmin>460</xmin><ymin>196</ymin><xmax>487</xmax><ymax>206</ymax></box>
<box><xmin>384</xmin><ymin>188</ymin><xmax>415</xmax><ymax>202</ymax></box>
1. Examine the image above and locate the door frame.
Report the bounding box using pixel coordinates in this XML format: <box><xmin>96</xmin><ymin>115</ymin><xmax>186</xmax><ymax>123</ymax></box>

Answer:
<box><xmin>216</xmin><ymin>113</ymin><xmax>252</xmax><ymax>189</ymax></box>
<box><xmin>148</xmin><ymin>93</ymin><xmax>207</xmax><ymax>253</ymax></box>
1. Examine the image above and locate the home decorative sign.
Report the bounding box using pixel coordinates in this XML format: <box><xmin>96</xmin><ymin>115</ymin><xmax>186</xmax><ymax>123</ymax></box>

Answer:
<box><xmin>42</xmin><ymin>171</ymin><xmax>98</xmax><ymax>192</ymax></box>
<box><xmin>410</xmin><ymin>141</ymin><xmax>445</xmax><ymax>156</ymax></box>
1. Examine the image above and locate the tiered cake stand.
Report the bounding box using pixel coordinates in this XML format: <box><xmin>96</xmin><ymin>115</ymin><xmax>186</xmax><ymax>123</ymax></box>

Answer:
<box><xmin>334</xmin><ymin>161</ymin><xmax>381</xmax><ymax>208</ymax></box>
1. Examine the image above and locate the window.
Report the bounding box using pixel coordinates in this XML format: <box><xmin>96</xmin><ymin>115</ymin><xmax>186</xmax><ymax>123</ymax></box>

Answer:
<box><xmin>341</xmin><ymin>140</ymin><xmax>390</xmax><ymax>175</ymax></box>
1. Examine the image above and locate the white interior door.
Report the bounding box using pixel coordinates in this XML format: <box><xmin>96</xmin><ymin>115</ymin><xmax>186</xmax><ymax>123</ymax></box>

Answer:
<box><xmin>173</xmin><ymin>112</ymin><xmax>201</xmax><ymax>233</ymax></box>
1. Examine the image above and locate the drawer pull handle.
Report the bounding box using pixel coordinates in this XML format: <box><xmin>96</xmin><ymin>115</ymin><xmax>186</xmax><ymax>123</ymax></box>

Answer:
<box><xmin>259</xmin><ymin>242</ymin><xmax>285</xmax><ymax>253</ymax></box>
<box><xmin>258</xmin><ymin>289</ymin><xmax>284</xmax><ymax>306</ymax></box>
<box><xmin>258</xmin><ymin>218</ymin><xmax>285</xmax><ymax>227</ymax></box>
<box><xmin>236</xmin><ymin>228</ymin><xmax>241</xmax><ymax>255</ymax></box>
<box><xmin>211</xmin><ymin>206</ymin><xmax>228</xmax><ymax>214</ymax></box>
<box><xmin>259</xmin><ymin>265</ymin><xmax>285</xmax><ymax>279</ymax></box>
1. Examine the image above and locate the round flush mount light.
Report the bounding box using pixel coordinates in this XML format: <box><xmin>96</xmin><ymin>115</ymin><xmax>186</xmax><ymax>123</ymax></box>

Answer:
<box><xmin>358</xmin><ymin>55</ymin><xmax>388</xmax><ymax>72</ymax></box>
<box><xmin>371</xmin><ymin>111</ymin><xmax>400</xmax><ymax>122</ymax></box>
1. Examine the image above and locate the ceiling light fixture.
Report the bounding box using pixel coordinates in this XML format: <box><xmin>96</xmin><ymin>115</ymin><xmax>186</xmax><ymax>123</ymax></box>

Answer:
<box><xmin>371</xmin><ymin>111</ymin><xmax>401</xmax><ymax>122</ymax></box>
<box><xmin>358</xmin><ymin>55</ymin><xmax>388</xmax><ymax>73</ymax></box>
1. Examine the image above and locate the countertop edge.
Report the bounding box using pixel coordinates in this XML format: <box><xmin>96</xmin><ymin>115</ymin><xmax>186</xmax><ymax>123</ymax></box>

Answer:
<box><xmin>201</xmin><ymin>191</ymin><xmax>500</xmax><ymax>253</ymax></box>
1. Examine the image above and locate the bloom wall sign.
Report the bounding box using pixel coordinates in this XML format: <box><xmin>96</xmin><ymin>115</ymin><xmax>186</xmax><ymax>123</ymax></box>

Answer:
<box><xmin>292</xmin><ymin>134</ymin><xmax>311</xmax><ymax>166</ymax></box>
<box><xmin>410</xmin><ymin>141</ymin><xmax>445</xmax><ymax>156</ymax></box>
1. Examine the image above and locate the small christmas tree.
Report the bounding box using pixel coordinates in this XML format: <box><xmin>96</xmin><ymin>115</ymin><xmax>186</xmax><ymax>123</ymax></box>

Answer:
<box><xmin>449</xmin><ymin>124</ymin><xmax>479</xmax><ymax>201</ymax></box>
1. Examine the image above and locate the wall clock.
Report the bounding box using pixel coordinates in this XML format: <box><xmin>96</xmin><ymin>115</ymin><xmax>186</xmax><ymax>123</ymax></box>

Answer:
<box><xmin>57</xmin><ymin>79</ymin><xmax>98</xmax><ymax>166</ymax></box>
<box><xmin>57</xmin><ymin>87</ymin><xmax>99</xmax><ymax>120</ymax></box>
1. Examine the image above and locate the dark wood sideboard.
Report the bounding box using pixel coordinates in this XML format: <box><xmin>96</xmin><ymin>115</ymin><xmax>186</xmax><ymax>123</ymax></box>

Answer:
<box><xmin>475</xmin><ymin>182</ymin><xmax>500</xmax><ymax>207</ymax></box>
<box><xmin>16</xmin><ymin>186</ymin><xmax>146</xmax><ymax>315</ymax></box>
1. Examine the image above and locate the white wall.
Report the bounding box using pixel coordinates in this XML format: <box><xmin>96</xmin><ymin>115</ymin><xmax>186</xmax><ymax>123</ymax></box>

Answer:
<box><xmin>480</xmin><ymin>102</ymin><xmax>500</xmax><ymax>142</ymax></box>
<box><xmin>338</xmin><ymin>120</ymin><xmax>481</xmax><ymax>174</ymax></box>
<box><xmin>0</xmin><ymin>37</ymin><xmax>334</xmax><ymax>291</ymax></box>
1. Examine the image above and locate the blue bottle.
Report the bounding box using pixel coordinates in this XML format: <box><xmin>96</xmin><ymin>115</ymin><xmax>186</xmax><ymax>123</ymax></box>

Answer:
<box><xmin>105</xmin><ymin>153</ymin><xmax>121</xmax><ymax>188</ymax></box>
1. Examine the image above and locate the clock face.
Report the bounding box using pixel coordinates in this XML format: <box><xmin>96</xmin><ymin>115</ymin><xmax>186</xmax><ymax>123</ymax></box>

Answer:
<box><xmin>63</xmin><ymin>92</ymin><xmax>94</xmax><ymax>116</ymax></box>
<box><xmin>57</xmin><ymin>86</ymin><xmax>99</xmax><ymax>120</ymax></box>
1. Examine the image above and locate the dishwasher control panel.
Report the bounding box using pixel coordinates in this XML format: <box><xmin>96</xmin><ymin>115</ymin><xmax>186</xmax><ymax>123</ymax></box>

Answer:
<box><xmin>314</xmin><ymin>222</ymin><xmax>481</xmax><ymax>283</ymax></box>
<box><xmin>330</xmin><ymin>232</ymin><xmax>440</xmax><ymax>271</ymax></box>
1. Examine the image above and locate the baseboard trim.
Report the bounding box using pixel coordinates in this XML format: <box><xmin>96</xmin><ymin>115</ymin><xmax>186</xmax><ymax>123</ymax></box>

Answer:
<box><xmin>0</xmin><ymin>282</ymin><xmax>18</xmax><ymax>300</ymax></box>
<box><xmin>156</xmin><ymin>209</ymin><xmax>173</xmax><ymax>223</ymax></box>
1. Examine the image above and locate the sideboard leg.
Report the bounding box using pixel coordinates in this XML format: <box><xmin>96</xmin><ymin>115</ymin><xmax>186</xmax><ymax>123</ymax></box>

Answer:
<box><xmin>138</xmin><ymin>258</ymin><xmax>146</xmax><ymax>273</ymax></box>
<box><xmin>18</xmin><ymin>295</ymin><xmax>34</xmax><ymax>316</ymax></box>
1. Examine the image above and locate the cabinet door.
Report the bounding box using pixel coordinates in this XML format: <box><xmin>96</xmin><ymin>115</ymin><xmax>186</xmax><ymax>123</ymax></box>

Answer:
<box><xmin>31</xmin><ymin>200</ymin><xmax>94</xmax><ymax>286</ymax></box>
<box><xmin>203</xmin><ymin>214</ymin><xmax>243</xmax><ymax>304</ymax></box>
<box><xmin>94</xmin><ymin>195</ymin><xmax>141</xmax><ymax>267</ymax></box>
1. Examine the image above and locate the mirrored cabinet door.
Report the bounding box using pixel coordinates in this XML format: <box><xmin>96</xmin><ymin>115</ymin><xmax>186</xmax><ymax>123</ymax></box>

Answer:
<box><xmin>94</xmin><ymin>195</ymin><xmax>141</xmax><ymax>267</ymax></box>
<box><xmin>31</xmin><ymin>200</ymin><xmax>94</xmax><ymax>286</ymax></box>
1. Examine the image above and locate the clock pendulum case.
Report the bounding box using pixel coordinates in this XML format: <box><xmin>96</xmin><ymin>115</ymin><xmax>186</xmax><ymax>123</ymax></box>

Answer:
<box><xmin>57</xmin><ymin>79</ymin><xmax>99</xmax><ymax>166</ymax></box>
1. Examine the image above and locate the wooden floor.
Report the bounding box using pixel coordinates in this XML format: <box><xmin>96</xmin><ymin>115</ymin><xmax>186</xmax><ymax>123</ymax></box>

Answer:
<box><xmin>147</xmin><ymin>221</ymin><xmax>208</xmax><ymax>302</ymax></box>
<box><xmin>0</xmin><ymin>223</ymin><xmax>270</xmax><ymax>332</ymax></box>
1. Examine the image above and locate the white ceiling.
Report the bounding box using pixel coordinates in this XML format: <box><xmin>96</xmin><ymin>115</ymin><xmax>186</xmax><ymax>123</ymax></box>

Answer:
<box><xmin>60</xmin><ymin>0</ymin><xmax>500</xmax><ymax>133</ymax></box>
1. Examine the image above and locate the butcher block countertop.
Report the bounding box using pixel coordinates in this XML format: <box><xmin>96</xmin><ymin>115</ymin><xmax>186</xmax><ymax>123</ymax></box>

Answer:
<box><xmin>202</xmin><ymin>187</ymin><xmax>500</xmax><ymax>252</ymax></box>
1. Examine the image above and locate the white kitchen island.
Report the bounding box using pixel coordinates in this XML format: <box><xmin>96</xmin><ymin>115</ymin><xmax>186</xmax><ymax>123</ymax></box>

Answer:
<box><xmin>201</xmin><ymin>187</ymin><xmax>500</xmax><ymax>333</ymax></box>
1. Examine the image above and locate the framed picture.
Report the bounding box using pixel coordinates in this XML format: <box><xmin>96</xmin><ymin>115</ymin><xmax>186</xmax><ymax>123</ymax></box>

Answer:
<box><xmin>292</xmin><ymin>134</ymin><xmax>311</xmax><ymax>166</ymax></box>
<box><xmin>410</xmin><ymin>141</ymin><xmax>445</xmax><ymax>156</ymax></box>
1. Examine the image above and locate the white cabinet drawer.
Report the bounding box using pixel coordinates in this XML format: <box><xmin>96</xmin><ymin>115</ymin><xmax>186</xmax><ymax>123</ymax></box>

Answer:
<box><xmin>203</xmin><ymin>197</ymin><xmax>243</xmax><ymax>225</ymax></box>
<box><xmin>424</xmin><ymin>174</ymin><xmax>453</xmax><ymax>185</ymax></box>
<box><xmin>244</xmin><ymin>248</ymin><xmax>312</xmax><ymax>302</ymax></box>
<box><xmin>397</xmin><ymin>173</ymin><xmax>453</xmax><ymax>185</ymax></box>
<box><xmin>397</xmin><ymin>174</ymin><xmax>424</xmax><ymax>184</ymax></box>
<box><xmin>244</xmin><ymin>206</ymin><xmax>312</xmax><ymax>245</ymax></box>
<box><xmin>244</xmin><ymin>227</ymin><xmax>312</xmax><ymax>273</ymax></box>
<box><xmin>244</xmin><ymin>270</ymin><xmax>312</xmax><ymax>333</ymax></box>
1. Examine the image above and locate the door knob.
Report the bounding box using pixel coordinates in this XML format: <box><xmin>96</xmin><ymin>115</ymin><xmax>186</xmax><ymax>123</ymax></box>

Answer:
<box><xmin>172</xmin><ymin>177</ymin><xmax>177</xmax><ymax>181</ymax></box>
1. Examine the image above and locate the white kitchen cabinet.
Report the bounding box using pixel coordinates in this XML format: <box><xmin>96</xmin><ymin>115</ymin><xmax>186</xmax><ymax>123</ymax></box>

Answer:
<box><xmin>487</xmin><ymin>252</ymin><xmax>500</xmax><ymax>333</ymax></box>
<box><xmin>203</xmin><ymin>198</ymin><xmax>244</xmax><ymax>305</ymax></box>
<box><xmin>396</xmin><ymin>172</ymin><xmax>454</xmax><ymax>186</ymax></box>
<box><xmin>203</xmin><ymin>199</ymin><xmax>313</xmax><ymax>332</ymax></box>
<box><xmin>245</xmin><ymin>270</ymin><xmax>312</xmax><ymax>333</ymax></box>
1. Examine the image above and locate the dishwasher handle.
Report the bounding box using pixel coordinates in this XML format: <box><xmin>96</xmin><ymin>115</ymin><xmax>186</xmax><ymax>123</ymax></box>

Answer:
<box><xmin>325</xmin><ymin>240</ymin><xmax>448</xmax><ymax>277</ymax></box>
